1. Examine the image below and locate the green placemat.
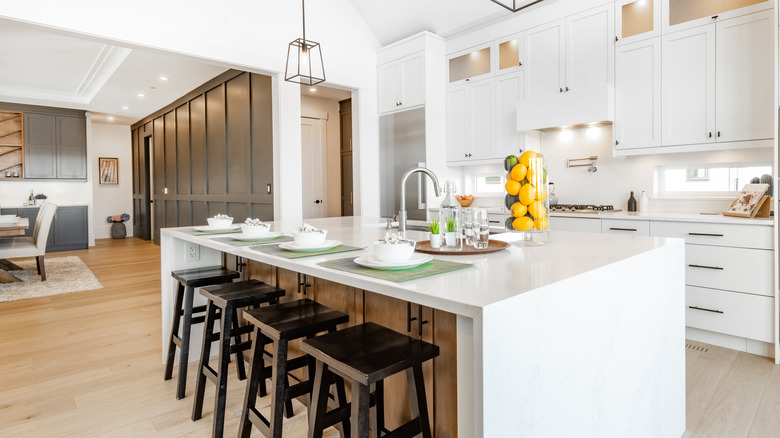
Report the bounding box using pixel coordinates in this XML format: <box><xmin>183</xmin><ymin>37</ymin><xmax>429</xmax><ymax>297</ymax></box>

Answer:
<box><xmin>212</xmin><ymin>235</ymin><xmax>293</xmax><ymax>247</ymax></box>
<box><xmin>180</xmin><ymin>227</ymin><xmax>242</xmax><ymax>236</ymax></box>
<box><xmin>249</xmin><ymin>244</ymin><xmax>365</xmax><ymax>259</ymax></box>
<box><xmin>318</xmin><ymin>257</ymin><xmax>473</xmax><ymax>283</ymax></box>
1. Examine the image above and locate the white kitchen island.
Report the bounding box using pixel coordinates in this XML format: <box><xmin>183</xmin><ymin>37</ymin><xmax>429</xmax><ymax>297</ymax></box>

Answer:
<box><xmin>160</xmin><ymin>216</ymin><xmax>685</xmax><ymax>438</ymax></box>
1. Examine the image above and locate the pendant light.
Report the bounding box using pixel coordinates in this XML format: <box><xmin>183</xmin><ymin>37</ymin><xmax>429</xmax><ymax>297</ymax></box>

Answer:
<box><xmin>285</xmin><ymin>0</ymin><xmax>325</xmax><ymax>86</ymax></box>
<box><xmin>491</xmin><ymin>0</ymin><xmax>544</xmax><ymax>13</ymax></box>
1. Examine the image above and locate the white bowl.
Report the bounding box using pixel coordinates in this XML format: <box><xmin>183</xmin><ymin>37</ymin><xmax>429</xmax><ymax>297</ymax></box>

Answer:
<box><xmin>293</xmin><ymin>230</ymin><xmax>327</xmax><ymax>246</ymax></box>
<box><xmin>207</xmin><ymin>217</ymin><xmax>233</xmax><ymax>228</ymax></box>
<box><xmin>373</xmin><ymin>241</ymin><xmax>415</xmax><ymax>262</ymax></box>
<box><xmin>241</xmin><ymin>223</ymin><xmax>270</xmax><ymax>238</ymax></box>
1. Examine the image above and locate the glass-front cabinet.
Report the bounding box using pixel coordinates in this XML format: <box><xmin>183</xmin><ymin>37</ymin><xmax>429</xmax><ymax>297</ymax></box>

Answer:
<box><xmin>497</xmin><ymin>37</ymin><xmax>523</xmax><ymax>73</ymax></box>
<box><xmin>448</xmin><ymin>47</ymin><xmax>491</xmax><ymax>83</ymax></box>
<box><xmin>616</xmin><ymin>0</ymin><xmax>662</xmax><ymax>44</ymax></box>
<box><xmin>662</xmin><ymin>0</ymin><xmax>770</xmax><ymax>31</ymax></box>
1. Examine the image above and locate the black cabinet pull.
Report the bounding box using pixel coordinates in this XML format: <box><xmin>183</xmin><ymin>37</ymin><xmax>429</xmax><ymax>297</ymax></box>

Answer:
<box><xmin>688</xmin><ymin>232</ymin><xmax>723</xmax><ymax>237</ymax></box>
<box><xmin>609</xmin><ymin>227</ymin><xmax>637</xmax><ymax>232</ymax></box>
<box><xmin>615</xmin><ymin>36</ymin><xmax>619</xmax><ymax>42</ymax></box>
<box><xmin>297</xmin><ymin>273</ymin><xmax>312</xmax><ymax>295</ymax></box>
<box><xmin>565</xmin><ymin>86</ymin><xmax>570</xmax><ymax>92</ymax></box>
<box><xmin>489</xmin><ymin>220</ymin><xmax>500</xmax><ymax>224</ymax></box>
<box><xmin>615</xmin><ymin>140</ymin><xmax>619</xmax><ymax>146</ymax></box>
<box><xmin>688</xmin><ymin>264</ymin><xmax>724</xmax><ymax>271</ymax></box>
<box><xmin>559</xmin><ymin>88</ymin><xmax>563</xmax><ymax>93</ymax></box>
<box><xmin>711</xmin><ymin>15</ymin><xmax>719</xmax><ymax>20</ymax></box>
<box><xmin>519</xmin><ymin>61</ymin><xmax>523</xmax><ymax>66</ymax></box>
<box><xmin>689</xmin><ymin>305</ymin><xmax>723</xmax><ymax>314</ymax></box>
<box><xmin>407</xmin><ymin>302</ymin><xmax>429</xmax><ymax>336</ymax></box>
<box><xmin>717</xmin><ymin>131</ymin><xmax>721</xmax><ymax>137</ymax></box>
<box><xmin>708</xmin><ymin>132</ymin><xmax>712</xmax><ymax>138</ymax></box>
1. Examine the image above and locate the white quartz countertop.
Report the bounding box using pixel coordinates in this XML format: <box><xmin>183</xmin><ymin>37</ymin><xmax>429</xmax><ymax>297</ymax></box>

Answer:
<box><xmin>550</xmin><ymin>210</ymin><xmax>773</xmax><ymax>226</ymax></box>
<box><xmin>162</xmin><ymin>216</ymin><xmax>681</xmax><ymax>317</ymax></box>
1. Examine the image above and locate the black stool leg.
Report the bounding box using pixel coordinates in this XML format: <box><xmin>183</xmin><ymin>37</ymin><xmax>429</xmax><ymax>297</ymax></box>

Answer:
<box><xmin>269</xmin><ymin>338</ymin><xmax>289</xmax><ymax>438</ymax></box>
<box><xmin>192</xmin><ymin>301</ymin><xmax>218</xmax><ymax>421</ymax></box>
<box><xmin>408</xmin><ymin>364</ymin><xmax>432</xmax><ymax>438</ymax></box>
<box><xmin>351</xmin><ymin>383</ymin><xmax>371</xmax><ymax>438</ymax></box>
<box><xmin>370</xmin><ymin>380</ymin><xmax>384</xmax><ymax>438</ymax></box>
<box><xmin>232</xmin><ymin>308</ymin><xmax>247</xmax><ymax>381</ymax></box>
<box><xmin>176</xmin><ymin>285</ymin><xmax>196</xmax><ymax>400</ymax></box>
<box><xmin>335</xmin><ymin>375</ymin><xmax>351</xmax><ymax>438</ymax></box>
<box><xmin>307</xmin><ymin>360</ymin><xmax>330</xmax><ymax>438</ymax></box>
<box><xmin>211</xmin><ymin>303</ymin><xmax>234</xmax><ymax>438</ymax></box>
<box><xmin>239</xmin><ymin>327</ymin><xmax>266</xmax><ymax>438</ymax></box>
<box><xmin>164</xmin><ymin>282</ymin><xmax>184</xmax><ymax>381</ymax></box>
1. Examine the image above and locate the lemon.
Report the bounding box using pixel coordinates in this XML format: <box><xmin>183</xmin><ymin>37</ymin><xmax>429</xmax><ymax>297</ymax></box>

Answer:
<box><xmin>526</xmin><ymin>167</ymin><xmax>536</xmax><ymax>185</ymax></box>
<box><xmin>519</xmin><ymin>150</ymin><xmax>538</xmax><ymax>168</ymax></box>
<box><xmin>505</xmin><ymin>179</ymin><xmax>521</xmax><ymax>196</ymax></box>
<box><xmin>510</xmin><ymin>164</ymin><xmax>527</xmax><ymax>182</ymax></box>
<box><xmin>510</xmin><ymin>202</ymin><xmax>527</xmax><ymax>218</ymax></box>
<box><xmin>534</xmin><ymin>216</ymin><xmax>549</xmax><ymax>231</ymax></box>
<box><xmin>517</xmin><ymin>183</ymin><xmax>535</xmax><ymax>205</ymax></box>
<box><xmin>528</xmin><ymin>201</ymin><xmax>546</xmax><ymax>219</ymax></box>
<box><xmin>506</xmin><ymin>172</ymin><xmax>512</xmax><ymax>182</ymax></box>
<box><xmin>536</xmin><ymin>187</ymin><xmax>548</xmax><ymax>202</ymax></box>
<box><xmin>512</xmin><ymin>216</ymin><xmax>534</xmax><ymax>231</ymax></box>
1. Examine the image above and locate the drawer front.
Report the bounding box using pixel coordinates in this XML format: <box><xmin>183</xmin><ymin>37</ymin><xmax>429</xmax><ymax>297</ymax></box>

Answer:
<box><xmin>549</xmin><ymin>216</ymin><xmax>601</xmax><ymax>233</ymax></box>
<box><xmin>488</xmin><ymin>213</ymin><xmax>505</xmax><ymax>227</ymax></box>
<box><xmin>686</xmin><ymin>245</ymin><xmax>773</xmax><ymax>296</ymax></box>
<box><xmin>601</xmin><ymin>219</ymin><xmax>650</xmax><ymax>235</ymax></box>
<box><xmin>686</xmin><ymin>285</ymin><xmax>774</xmax><ymax>343</ymax></box>
<box><xmin>650</xmin><ymin>220</ymin><xmax>772</xmax><ymax>249</ymax></box>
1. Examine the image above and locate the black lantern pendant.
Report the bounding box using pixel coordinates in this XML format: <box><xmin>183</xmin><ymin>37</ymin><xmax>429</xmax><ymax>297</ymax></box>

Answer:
<box><xmin>285</xmin><ymin>0</ymin><xmax>325</xmax><ymax>86</ymax></box>
<box><xmin>491</xmin><ymin>0</ymin><xmax>545</xmax><ymax>13</ymax></box>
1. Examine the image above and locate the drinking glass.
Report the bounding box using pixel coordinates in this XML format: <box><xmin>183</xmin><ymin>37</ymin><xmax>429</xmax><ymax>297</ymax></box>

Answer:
<box><xmin>462</xmin><ymin>209</ymin><xmax>475</xmax><ymax>246</ymax></box>
<box><xmin>474</xmin><ymin>208</ymin><xmax>489</xmax><ymax>249</ymax></box>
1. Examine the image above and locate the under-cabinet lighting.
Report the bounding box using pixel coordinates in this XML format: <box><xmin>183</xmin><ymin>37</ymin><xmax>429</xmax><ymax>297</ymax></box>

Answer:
<box><xmin>137</xmin><ymin>93</ymin><xmax>145</xmax><ymax>98</ymax></box>
<box><xmin>159</xmin><ymin>76</ymin><xmax>168</xmax><ymax>81</ymax></box>
<box><xmin>121</xmin><ymin>105</ymin><xmax>129</xmax><ymax>110</ymax></box>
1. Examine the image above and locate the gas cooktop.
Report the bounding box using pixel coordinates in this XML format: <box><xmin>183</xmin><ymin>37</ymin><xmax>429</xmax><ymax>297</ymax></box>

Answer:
<box><xmin>549</xmin><ymin>204</ymin><xmax>622</xmax><ymax>214</ymax></box>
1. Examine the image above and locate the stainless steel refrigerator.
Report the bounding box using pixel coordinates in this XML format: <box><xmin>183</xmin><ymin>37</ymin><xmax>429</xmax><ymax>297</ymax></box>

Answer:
<box><xmin>379</xmin><ymin>107</ymin><xmax>427</xmax><ymax>220</ymax></box>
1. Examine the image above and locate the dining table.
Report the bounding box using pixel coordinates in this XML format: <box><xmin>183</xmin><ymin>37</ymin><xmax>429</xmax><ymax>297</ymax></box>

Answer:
<box><xmin>0</xmin><ymin>217</ymin><xmax>30</xmax><ymax>283</ymax></box>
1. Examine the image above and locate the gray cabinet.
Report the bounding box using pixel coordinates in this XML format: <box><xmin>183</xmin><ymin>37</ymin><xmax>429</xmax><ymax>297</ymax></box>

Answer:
<box><xmin>23</xmin><ymin>112</ymin><xmax>86</xmax><ymax>179</ymax></box>
<box><xmin>1</xmin><ymin>205</ymin><xmax>88</xmax><ymax>252</ymax></box>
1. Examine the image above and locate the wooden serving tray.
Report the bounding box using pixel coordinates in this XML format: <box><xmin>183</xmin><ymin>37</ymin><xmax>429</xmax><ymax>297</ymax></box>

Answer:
<box><xmin>415</xmin><ymin>239</ymin><xmax>509</xmax><ymax>255</ymax></box>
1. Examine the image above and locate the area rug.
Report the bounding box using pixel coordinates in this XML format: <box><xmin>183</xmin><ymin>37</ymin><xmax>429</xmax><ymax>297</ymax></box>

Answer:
<box><xmin>0</xmin><ymin>256</ymin><xmax>103</xmax><ymax>303</ymax></box>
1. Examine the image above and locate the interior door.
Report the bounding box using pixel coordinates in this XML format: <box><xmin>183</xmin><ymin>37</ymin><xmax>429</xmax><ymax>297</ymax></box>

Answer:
<box><xmin>661</xmin><ymin>24</ymin><xmax>716</xmax><ymax>146</ymax></box>
<box><xmin>301</xmin><ymin>117</ymin><xmax>327</xmax><ymax>219</ymax></box>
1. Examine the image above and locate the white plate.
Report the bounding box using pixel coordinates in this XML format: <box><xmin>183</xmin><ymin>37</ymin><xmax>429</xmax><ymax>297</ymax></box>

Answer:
<box><xmin>354</xmin><ymin>254</ymin><xmax>433</xmax><ymax>270</ymax></box>
<box><xmin>194</xmin><ymin>225</ymin><xmax>240</xmax><ymax>232</ymax></box>
<box><xmin>230</xmin><ymin>232</ymin><xmax>282</xmax><ymax>242</ymax></box>
<box><xmin>278</xmin><ymin>240</ymin><xmax>341</xmax><ymax>252</ymax></box>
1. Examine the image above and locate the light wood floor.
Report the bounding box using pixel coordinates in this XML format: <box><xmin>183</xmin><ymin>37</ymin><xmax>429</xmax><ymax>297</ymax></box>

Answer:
<box><xmin>1</xmin><ymin>238</ymin><xmax>779</xmax><ymax>437</ymax></box>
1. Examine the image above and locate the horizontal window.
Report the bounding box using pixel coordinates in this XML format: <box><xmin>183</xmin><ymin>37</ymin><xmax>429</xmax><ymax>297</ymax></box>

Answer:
<box><xmin>656</xmin><ymin>162</ymin><xmax>772</xmax><ymax>197</ymax></box>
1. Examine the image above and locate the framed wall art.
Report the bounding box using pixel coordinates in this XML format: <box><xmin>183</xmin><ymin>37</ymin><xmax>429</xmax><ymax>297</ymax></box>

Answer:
<box><xmin>99</xmin><ymin>157</ymin><xmax>119</xmax><ymax>185</ymax></box>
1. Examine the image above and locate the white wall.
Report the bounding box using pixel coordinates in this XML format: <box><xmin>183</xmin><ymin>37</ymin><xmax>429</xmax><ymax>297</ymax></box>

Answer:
<box><xmin>91</xmin><ymin>123</ymin><xmax>133</xmax><ymax>239</ymax></box>
<box><xmin>0</xmin><ymin>0</ymin><xmax>382</xmax><ymax>222</ymax></box>
<box><xmin>301</xmin><ymin>95</ymin><xmax>343</xmax><ymax>217</ymax></box>
<box><xmin>462</xmin><ymin>125</ymin><xmax>774</xmax><ymax>213</ymax></box>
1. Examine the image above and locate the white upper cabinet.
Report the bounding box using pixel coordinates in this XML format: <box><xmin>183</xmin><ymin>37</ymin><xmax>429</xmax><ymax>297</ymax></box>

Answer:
<box><xmin>446</xmin><ymin>84</ymin><xmax>469</xmax><ymax>162</ymax></box>
<box><xmin>496</xmin><ymin>36</ymin><xmax>524</xmax><ymax>74</ymax></box>
<box><xmin>566</xmin><ymin>5</ymin><xmax>614</xmax><ymax>93</ymax></box>
<box><xmin>615</xmin><ymin>37</ymin><xmax>661</xmax><ymax>150</ymax></box>
<box><xmin>524</xmin><ymin>20</ymin><xmax>565</xmax><ymax>99</ymax></box>
<box><xmin>662</xmin><ymin>25</ymin><xmax>716</xmax><ymax>146</ymax></box>
<box><xmin>494</xmin><ymin>71</ymin><xmax>525</xmax><ymax>157</ymax></box>
<box><xmin>715</xmin><ymin>10</ymin><xmax>774</xmax><ymax>143</ymax></box>
<box><xmin>448</xmin><ymin>46</ymin><xmax>492</xmax><ymax>85</ymax></box>
<box><xmin>662</xmin><ymin>0</ymin><xmax>771</xmax><ymax>33</ymax></box>
<box><xmin>377</xmin><ymin>52</ymin><xmax>425</xmax><ymax>114</ymax></box>
<box><xmin>616</xmin><ymin>0</ymin><xmax>662</xmax><ymax>44</ymax></box>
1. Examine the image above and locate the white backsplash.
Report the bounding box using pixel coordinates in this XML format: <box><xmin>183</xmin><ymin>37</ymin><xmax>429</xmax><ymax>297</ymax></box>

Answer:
<box><xmin>460</xmin><ymin>125</ymin><xmax>773</xmax><ymax>214</ymax></box>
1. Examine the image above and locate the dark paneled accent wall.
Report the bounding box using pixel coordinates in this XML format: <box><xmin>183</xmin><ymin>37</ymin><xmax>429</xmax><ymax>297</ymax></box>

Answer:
<box><xmin>131</xmin><ymin>71</ymin><xmax>274</xmax><ymax>243</ymax></box>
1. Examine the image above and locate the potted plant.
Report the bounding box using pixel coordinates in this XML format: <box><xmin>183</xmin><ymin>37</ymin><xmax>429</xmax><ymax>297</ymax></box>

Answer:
<box><xmin>107</xmin><ymin>213</ymin><xmax>131</xmax><ymax>239</ymax></box>
<box><xmin>427</xmin><ymin>218</ymin><xmax>441</xmax><ymax>249</ymax></box>
<box><xmin>444</xmin><ymin>216</ymin><xmax>458</xmax><ymax>248</ymax></box>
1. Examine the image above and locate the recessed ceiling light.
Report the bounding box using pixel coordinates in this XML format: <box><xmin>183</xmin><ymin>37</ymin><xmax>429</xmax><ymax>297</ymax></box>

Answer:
<box><xmin>310</xmin><ymin>87</ymin><xmax>317</xmax><ymax>92</ymax></box>
<box><xmin>159</xmin><ymin>76</ymin><xmax>168</xmax><ymax>81</ymax></box>
<box><xmin>107</xmin><ymin>116</ymin><xmax>115</xmax><ymax>121</ymax></box>
<box><xmin>137</xmin><ymin>93</ymin><xmax>145</xmax><ymax>98</ymax></box>
<box><xmin>121</xmin><ymin>106</ymin><xmax>129</xmax><ymax>110</ymax></box>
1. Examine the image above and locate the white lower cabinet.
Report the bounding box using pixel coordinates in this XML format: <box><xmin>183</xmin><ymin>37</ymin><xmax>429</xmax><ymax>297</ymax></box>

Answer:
<box><xmin>548</xmin><ymin>216</ymin><xmax>601</xmax><ymax>233</ymax></box>
<box><xmin>601</xmin><ymin>219</ymin><xmax>650</xmax><ymax>235</ymax></box>
<box><xmin>685</xmin><ymin>245</ymin><xmax>774</xmax><ymax>297</ymax></box>
<box><xmin>686</xmin><ymin>285</ymin><xmax>774</xmax><ymax>344</ymax></box>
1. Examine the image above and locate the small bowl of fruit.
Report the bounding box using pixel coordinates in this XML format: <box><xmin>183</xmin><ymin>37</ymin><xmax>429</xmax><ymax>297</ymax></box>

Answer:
<box><xmin>456</xmin><ymin>195</ymin><xmax>474</xmax><ymax>208</ymax></box>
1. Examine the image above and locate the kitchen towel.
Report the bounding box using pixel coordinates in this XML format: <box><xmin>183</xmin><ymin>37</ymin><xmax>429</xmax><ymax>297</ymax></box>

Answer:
<box><xmin>249</xmin><ymin>244</ymin><xmax>364</xmax><ymax>259</ymax></box>
<box><xmin>318</xmin><ymin>257</ymin><xmax>473</xmax><ymax>283</ymax></box>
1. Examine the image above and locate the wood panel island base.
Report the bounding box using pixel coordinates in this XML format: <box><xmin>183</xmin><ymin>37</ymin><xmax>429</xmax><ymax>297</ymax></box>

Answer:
<box><xmin>160</xmin><ymin>217</ymin><xmax>685</xmax><ymax>437</ymax></box>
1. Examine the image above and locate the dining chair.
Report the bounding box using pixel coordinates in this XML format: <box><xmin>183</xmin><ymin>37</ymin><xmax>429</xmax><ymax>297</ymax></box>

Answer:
<box><xmin>0</xmin><ymin>202</ymin><xmax>58</xmax><ymax>281</ymax></box>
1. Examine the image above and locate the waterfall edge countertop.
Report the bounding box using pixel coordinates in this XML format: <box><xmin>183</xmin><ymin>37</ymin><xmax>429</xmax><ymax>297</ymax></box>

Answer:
<box><xmin>160</xmin><ymin>216</ymin><xmax>686</xmax><ymax>438</ymax></box>
<box><xmin>161</xmin><ymin>216</ymin><xmax>682</xmax><ymax>317</ymax></box>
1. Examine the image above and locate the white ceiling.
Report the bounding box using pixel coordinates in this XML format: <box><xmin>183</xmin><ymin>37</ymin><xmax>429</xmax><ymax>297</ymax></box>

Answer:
<box><xmin>347</xmin><ymin>0</ymin><xmax>543</xmax><ymax>45</ymax></box>
<box><xmin>0</xmin><ymin>19</ymin><xmax>228</xmax><ymax>125</ymax></box>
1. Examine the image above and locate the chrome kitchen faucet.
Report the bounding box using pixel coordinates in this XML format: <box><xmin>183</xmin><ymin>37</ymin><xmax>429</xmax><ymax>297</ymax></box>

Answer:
<box><xmin>398</xmin><ymin>166</ymin><xmax>441</xmax><ymax>233</ymax></box>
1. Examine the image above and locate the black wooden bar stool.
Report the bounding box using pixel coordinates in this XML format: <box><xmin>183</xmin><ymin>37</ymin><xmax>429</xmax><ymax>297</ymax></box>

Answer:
<box><xmin>238</xmin><ymin>299</ymin><xmax>351</xmax><ymax>438</ymax></box>
<box><xmin>165</xmin><ymin>266</ymin><xmax>240</xmax><ymax>400</ymax></box>
<box><xmin>302</xmin><ymin>322</ymin><xmax>440</xmax><ymax>438</ymax></box>
<box><xmin>191</xmin><ymin>279</ymin><xmax>286</xmax><ymax>438</ymax></box>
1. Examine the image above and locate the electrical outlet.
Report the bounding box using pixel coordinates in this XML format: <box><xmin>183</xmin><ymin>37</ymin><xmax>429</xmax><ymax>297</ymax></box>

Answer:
<box><xmin>185</xmin><ymin>243</ymin><xmax>200</xmax><ymax>262</ymax></box>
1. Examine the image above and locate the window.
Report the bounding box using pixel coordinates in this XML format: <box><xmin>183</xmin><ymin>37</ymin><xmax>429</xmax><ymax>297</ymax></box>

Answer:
<box><xmin>656</xmin><ymin>162</ymin><xmax>772</xmax><ymax>197</ymax></box>
<box><xmin>474</xmin><ymin>174</ymin><xmax>505</xmax><ymax>195</ymax></box>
